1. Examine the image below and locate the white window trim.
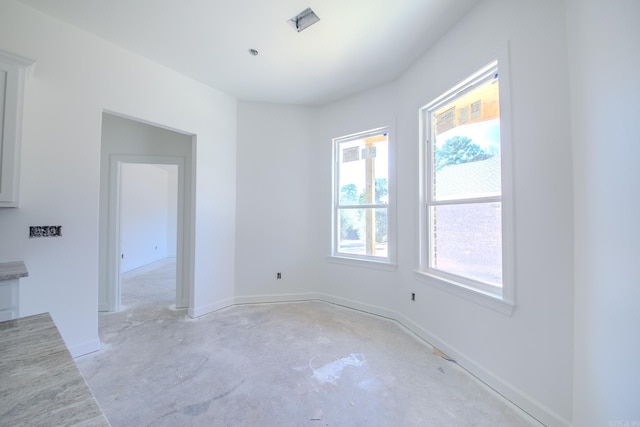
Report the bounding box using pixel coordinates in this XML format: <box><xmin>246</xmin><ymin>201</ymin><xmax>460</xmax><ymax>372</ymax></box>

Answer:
<box><xmin>330</xmin><ymin>123</ymin><xmax>397</xmax><ymax>267</ymax></box>
<box><xmin>417</xmin><ymin>46</ymin><xmax>515</xmax><ymax>315</ymax></box>
<box><xmin>328</xmin><ymin>255</ymin><xmax>397</xmax><ymax>271</ymax></box>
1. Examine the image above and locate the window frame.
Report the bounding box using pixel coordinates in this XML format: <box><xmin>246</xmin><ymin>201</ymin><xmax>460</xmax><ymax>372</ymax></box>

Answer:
<box><xmin>416</xmin><ymin>55</ymin><xmax>515</xmax><ymax>315</ymax></box>
<box><xmin>330</xmin><ymin>125</ymin><xmax>396</xmax><ymax>269</ymax></box>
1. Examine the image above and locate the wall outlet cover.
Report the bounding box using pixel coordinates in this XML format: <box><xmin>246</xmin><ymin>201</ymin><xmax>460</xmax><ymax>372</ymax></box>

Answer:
<box><xmin>29</xmin><ymin>226</ymin><xmax>62</xmax><ymax>238</ymax></box>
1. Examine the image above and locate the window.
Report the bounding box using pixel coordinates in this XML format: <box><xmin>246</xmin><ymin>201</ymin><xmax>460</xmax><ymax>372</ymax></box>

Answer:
<box><xmin>418</xmin><ymin>60</ymin><xmax>514</xmax><ymax>311</ymax></box>
<box><xmin>332</xmin><ymin>127</ymin><xmax>393</xmax><ymax>265</ymax></box>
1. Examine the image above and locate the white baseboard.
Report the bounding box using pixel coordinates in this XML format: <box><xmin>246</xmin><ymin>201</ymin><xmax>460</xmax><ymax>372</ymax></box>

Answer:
<box><xmin>69</xmin><ymin>338</ymin><xmax>101</xmax><ymax>358</ymax></box>
<box><xmin>393</xmin><ymin>313</ymin><xmax>570</xmax><ymax>427</ymax></box>
<box><xmin>224</xmin><ymin>292</ymin><xmax>569</xmax><ymax>427</ymax></box>
<box><xmin>234</xmin><ymin>292</ymin><xmax>322</xmax><ymax>305</ymax></box>
<box><xmin>74</xmin><ymin>288</ymin><xmax>571</xmax><ymax>425</ymax></box>
<box><xmin>188</xmin><ymin>297</ymin><xmax>235</xmax><ymax>318</ymax></box>
<box><xmin>188</xmin><ymin>293</ymin><xmax>323</xmax><ymax>318</ymax></box>
<box><xmin>314</xmin><ymin>292</ymin><xmax>398</xmax><ymax>321</ymax></box>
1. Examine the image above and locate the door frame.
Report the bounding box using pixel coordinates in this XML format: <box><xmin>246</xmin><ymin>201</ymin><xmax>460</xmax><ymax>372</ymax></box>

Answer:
<box><xmin>105</xmin><ymin>155</ymin><xmax>188</xmax><ymax>311</ymax></box>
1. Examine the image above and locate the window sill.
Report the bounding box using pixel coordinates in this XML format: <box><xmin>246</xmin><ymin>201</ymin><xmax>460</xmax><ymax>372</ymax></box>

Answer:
<box><xmin>413</xmin><ymin>270</ymin><xmax>515</xmax><ymax>316</ymax></box>
<box><xmin>327</xmin><ymin>255</ymin><xmax>397</xmax><ymax>271</ymax></box>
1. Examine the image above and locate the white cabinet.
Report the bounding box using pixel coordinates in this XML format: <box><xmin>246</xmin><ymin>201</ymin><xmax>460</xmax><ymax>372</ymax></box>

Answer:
<box><xmin>0</xmin><ymin>50</ymin><xmax>34</xmax><ymax>208</ymax></box>
<box><xmin>0</xmin><ymin>279</ymin><xmax>19</xmax><ymax>321</ymax></box>
<box><xmin>0</xmin><ymin>261</ymin><xmax>28</xmax><ymax>321</ymax></box>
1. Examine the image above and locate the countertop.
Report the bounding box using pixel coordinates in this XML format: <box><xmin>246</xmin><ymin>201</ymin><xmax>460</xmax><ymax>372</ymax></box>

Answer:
<box><xmin>0</xmin><ymin>313</ymin><xmax>110</xmax><ymax>426</ymax></box>
<box><xmin>0</xmin><ymin>261</ymin><xmax>28</xmax><ymax>281</ymax></box>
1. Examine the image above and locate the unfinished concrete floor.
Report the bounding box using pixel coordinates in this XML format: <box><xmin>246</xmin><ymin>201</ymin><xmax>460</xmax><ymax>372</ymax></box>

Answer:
<box><xmin>76</xmin><ymin>259</ymin><xmax>538</xmax><ymax>426</ymax></box>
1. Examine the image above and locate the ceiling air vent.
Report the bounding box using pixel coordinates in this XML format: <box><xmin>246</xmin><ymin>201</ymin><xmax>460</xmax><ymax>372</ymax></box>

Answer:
<box><xmin>288</xmin><ymin>8</ymin><xmax>320</xmax><ymax>32</ymax></box>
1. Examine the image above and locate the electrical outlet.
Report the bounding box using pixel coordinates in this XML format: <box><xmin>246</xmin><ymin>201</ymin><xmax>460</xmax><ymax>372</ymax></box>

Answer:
<box><xmin>277</xmin><ymin>272</ymin><xmax>282</xmax><ymax>279</ymax></box>
<box><xmin>411</xmin><ymin>292</ymin><xmax>416</xmax><ymax>301</ymax></box>
<box><xmin>29</xmin><ymin>225</ymin><xmax>62</xmax><ymax>238</ymax></box>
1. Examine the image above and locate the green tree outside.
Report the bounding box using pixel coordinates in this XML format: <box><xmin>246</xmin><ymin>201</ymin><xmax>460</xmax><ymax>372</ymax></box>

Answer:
<box><xmin>435</xmin><ymin>136</ymin><xmax>493</xmax><ymax>171</ymax></box>
<box><xmin>339</xmin><ymin>179</ymin><xmax>389</xmax><ymax>244</ymax></box>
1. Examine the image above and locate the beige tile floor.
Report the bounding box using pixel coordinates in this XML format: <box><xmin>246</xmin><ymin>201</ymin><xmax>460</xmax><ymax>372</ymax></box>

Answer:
<box><xmin>76</xmin><ymin>259</ymin><xmax>539</xmax><ymax>426</ymax></box>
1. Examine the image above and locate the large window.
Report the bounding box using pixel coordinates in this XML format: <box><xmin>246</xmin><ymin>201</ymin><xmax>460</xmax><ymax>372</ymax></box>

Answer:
<box><xmin>332</xmin><ymin>127</ymin><xmax>392</xmax><ymax>264</ymax></box>
<box><xmin>419</xmin><ymin>60</ymin><xmax>514</xmax><ymax>310</ymax></box>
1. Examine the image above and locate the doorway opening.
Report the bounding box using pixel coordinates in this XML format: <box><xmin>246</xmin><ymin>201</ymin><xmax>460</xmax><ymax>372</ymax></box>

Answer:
<box><xmin>119</xmin><ymin>163</ymin><xmax>179</xmax><ymax>309</ymax></box>
<box><xmin>106</xmin><ymin>156</ymin><xmax>187</xmax><ymax>312</ymax></box>
<box><xmin>98</xmin><ymin>112</ymin><xmax>194</xmax><ymax>313</ymax></box>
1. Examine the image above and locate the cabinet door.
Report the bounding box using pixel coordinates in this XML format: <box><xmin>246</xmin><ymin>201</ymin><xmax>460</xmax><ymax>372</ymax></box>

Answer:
<box><xmin>0</xmin><ymin>50</ymin><xmax>34</xmax><ymax>208</ymax></box>
<box><xmin>0</xmin><ymin>279</ymin><xmax>19</xmax><ymax>320</ymax></box>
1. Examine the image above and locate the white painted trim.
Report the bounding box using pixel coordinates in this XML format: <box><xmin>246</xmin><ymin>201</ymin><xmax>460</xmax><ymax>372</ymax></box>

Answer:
<box><xmin>393</xmin><ymin>311</ymin><xmax>566</xmax><ymax>427</ymax></box>
<box><xmin>234</xmin><ymin>292</ymin><xmax>322</xmax><ymax>306</ymax></box>
<box><xmin>414</xmin><ymin>270</ymin><xmax>515</xmax><ymax>315</ymax></box>
<box><xmin>68</xmin><ymin>338</ymin><xmax>101</xmax><ymax>358</ymax></box>
<box><xmin>188</xmin><ymin>297</ymin><xmax>235</xmax><ymax>318</ymax></box>
<box><xmin>326</xmin><ymin>256</ymin><xmax>397</xmax><ymax>271</ymax></box>
<box><xmin>102</xmin><ymin>108</ymin><xmax>195</xmax><ymax>136</ymax></box>
<box><xmin>496</xmin><ymin>42</ymin><xmax>517</xmax><ymax>306</ymax></box>
<box><xmin>106</xmin><ymin>154</ymin><xmax>190</xmax><ymax>312</ymax></box>
<box><xmin>416</xmin><ymin>43</ymin><xmax>517</xmax><ymax>313</ymax></box>
<box><xmin>0</xmin><ymin>49</ymin><xmax>36</xmax><ymax>68</ymax></box>
<box><xmin>106</xmin><ymin>158</ymin><xmax>121</xmax><ymax>311</ymax></box>
<box><xmin>313</xmin><ymin>293</ymin><xmax>398</xmax><ymax>321</ymax></box>
<box><xmin>331</xmin><ymin>121</ymin><xmax>398</xmax><ymax>265</ymax></box>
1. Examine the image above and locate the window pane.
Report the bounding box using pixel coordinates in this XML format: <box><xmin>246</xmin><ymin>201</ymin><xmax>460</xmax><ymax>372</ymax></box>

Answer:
<box><xmin>338</xmin><ymin>207</ymin><xmax>388</xmax><ymax>258</ymax></box>
<box><xmin>338</xmin><ymin>136</ymin><xmax>388</xmax><ymax>206</ymax></box>
<box><xmin>430</xmin><ymin>203</ymin><xmax>502</xmax><ymax>286</ymax></box>
<box><xmin>432</xmin><ymin>77</ymin><xmax>501</xmax><ymax>201</ymax></box>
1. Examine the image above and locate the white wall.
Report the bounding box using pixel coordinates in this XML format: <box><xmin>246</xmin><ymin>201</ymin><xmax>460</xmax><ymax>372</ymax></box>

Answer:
<box><xmin>307</xmin><ymin>1</ymin><xmax>574</xmax><ymax>425</ymax></box>
<box><xmin>0</xmin><ymin>0</ymin><xmax>237</xmax><ymax>355</ymax></box>
<box><xmin>235</xmin><ymin>102</ymin><xmax>317</xmax><ymax>300</ymax></box>
<box><xmin>4</xmin><ymin>0</ymin><xmax>637</xmax><ymax>424</ymax></box>
<box><xmin>233</xmin><ymin>1</ymin><xmax>575</xmax><ymax>424</ymax></box>
<box><xmin>312</xmin><ymin>81</ymin><xmax>399</xmax><ymax>308</ymax></box>
<box><xmin>120</xmin><ymin>163</ymin><xmax>176</xmax><ymax>273</ymax></box>
<box><xmin>234</xmin><ymin>1</ymin><xmax>574</xmax><ymax>423</ymax></box>
<box><xmin>567</xmin><ymin>0</ymin><xmax>640</xmax><ymax>425</ymax></box>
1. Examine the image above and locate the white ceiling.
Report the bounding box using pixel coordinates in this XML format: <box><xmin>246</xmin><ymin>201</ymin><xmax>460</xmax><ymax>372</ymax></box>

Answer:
<box><xmin>17</xmin><ymin>0</ymin><xmax>480</xmax><ymax>105</ymax></box>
